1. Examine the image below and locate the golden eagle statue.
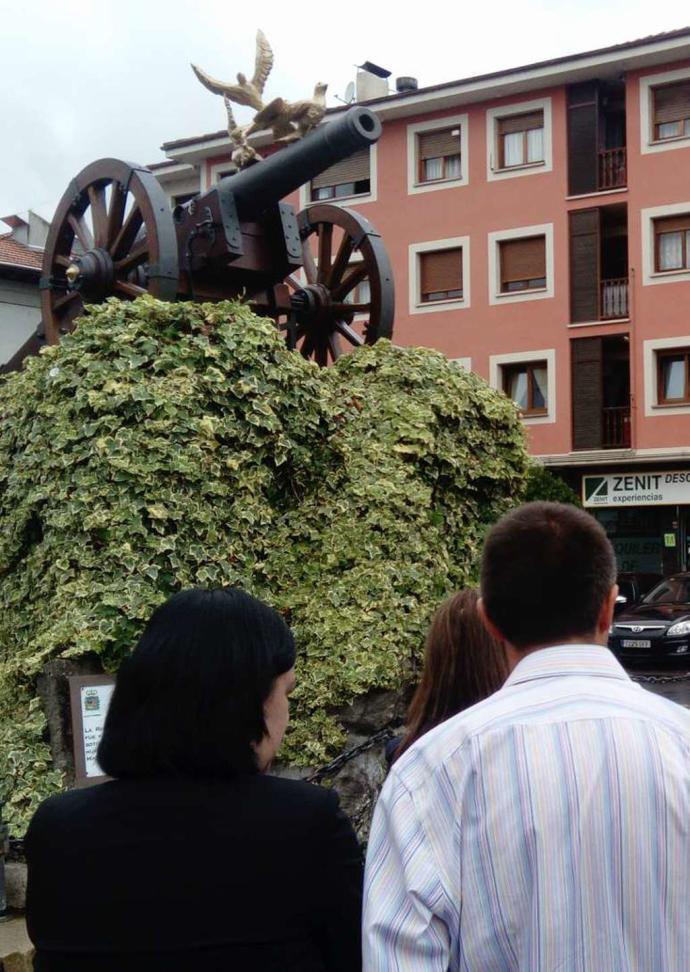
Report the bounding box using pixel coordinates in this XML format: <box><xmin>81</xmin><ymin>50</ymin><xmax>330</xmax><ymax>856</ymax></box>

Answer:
<box><xmin>192</xmin><ymin>30</ymin><xmax>328</xmax><ymax>168</ymax></box>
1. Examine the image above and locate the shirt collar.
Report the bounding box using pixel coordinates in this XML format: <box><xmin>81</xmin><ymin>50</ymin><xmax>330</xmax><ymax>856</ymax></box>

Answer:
<box><xmin>504</xmin><ymin>644</ymin><xmax>631</xmax><ymax>687</ymax></box>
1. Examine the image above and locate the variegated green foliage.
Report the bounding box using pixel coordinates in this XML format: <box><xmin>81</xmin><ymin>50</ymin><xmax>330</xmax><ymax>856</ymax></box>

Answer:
<box><xmin>0</xmin><ymin>298</ymin><xmax>527</xmax><ymax>833</ymax></box>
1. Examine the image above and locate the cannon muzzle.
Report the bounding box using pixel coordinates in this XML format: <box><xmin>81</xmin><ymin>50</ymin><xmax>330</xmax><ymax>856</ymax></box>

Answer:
<box><xmin>220</xmin><ymin>106</ymin><xmax>382</xmax><ymax>220</ymax></box>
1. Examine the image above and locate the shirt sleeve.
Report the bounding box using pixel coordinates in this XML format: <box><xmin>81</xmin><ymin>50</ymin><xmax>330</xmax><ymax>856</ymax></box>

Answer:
<box><xmin>363</xmin><ymin>770</ymin><xmax>455</xmax><ymax>971</ymax></box>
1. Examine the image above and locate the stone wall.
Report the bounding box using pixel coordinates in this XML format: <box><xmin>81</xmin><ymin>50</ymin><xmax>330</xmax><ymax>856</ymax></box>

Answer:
<box><xmin>276</xmin><ymin>688</ymin><xmax>406</xmax><ymax>843</ymax></box>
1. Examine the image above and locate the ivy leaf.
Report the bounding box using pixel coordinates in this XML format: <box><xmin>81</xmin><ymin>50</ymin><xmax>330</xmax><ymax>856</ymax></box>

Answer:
<box><xmin>0</xmin><ymin>297</ymin><xmax>528</xmax><ymax>836</ymax></box>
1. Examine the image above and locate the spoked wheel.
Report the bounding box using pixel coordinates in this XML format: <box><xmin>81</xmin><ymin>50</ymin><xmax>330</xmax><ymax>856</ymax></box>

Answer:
<box><xmin>40</xmin><ymin>159</ymin><xmax>179</xmax><ymax>343</ymax></box>
<box><xmin>276</xmin><ymin>204</ymin><xmax>394</xmax><ymax>367</ymax></box>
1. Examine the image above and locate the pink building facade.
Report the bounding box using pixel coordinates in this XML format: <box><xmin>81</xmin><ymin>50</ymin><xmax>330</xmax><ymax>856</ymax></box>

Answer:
<box><xmin>155</xmin><ymin>29</ymin><xmax>690</xmax><ymax>576</ymax></box>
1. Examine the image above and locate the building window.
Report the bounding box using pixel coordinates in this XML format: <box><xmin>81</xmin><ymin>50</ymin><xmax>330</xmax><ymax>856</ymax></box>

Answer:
<box><xmin>310</xmin><ymin>148</ymin><xmax>371</xmax><ymax>201</ymax></box>
<box><xmin>172</xmin><ymin>192</ymin><xmax>196</xmax><ymax>207</ymax></box>
<box><xmin>654</xmin><ymin>214</ymin><xmax>690</xmax><ymax>271</ymax></box>
<box><xmin>211</xmin><ymin>167</ymin><xmax>236</xmax><ymax>185</ymax></box>
<box><xmin>657</xmin><ymin>349</ymin><xmax>690</xmax><ymax>404</ymax></box>
<box><xmin>487</xmin><ymin>99</ymin><xmax>552</xmax><ymax>181</ymax></box>
<box><xmin>419</xmin><ymin>248</ymin><xmax>463</xmax><ymax>303</ymax></box>
<box><xmin>417</xmin><ymin>128</ymin><xmax>462</xmax><ymax>184</ymax></box>
<box><xmin>408</xmin><ymin>237</ymin><xmax>470</xmax><ymax>314</ymax></box>
<box><xmin>497</xmin><ymin>111</ymin><xmax>544</xmax><ymax>169</ymax></box>
<box><xmin>653</xmin><ymin>80</ymin><xmax>690</xmax><ymax>141</ymax></box>
<box><xmin>490</xmin><ymin>349</ymin><xmax>555</xmax><ymax>422</ymax></box>
<box><xmin>499</xmin><ymin>236</ymin><xmax>546</xmax><ymax>293</ymax></box>
<box><xmin>407</xmin><ymin>114</ymin><xmax>468</xmax><ymax>195</ymax></box>
<box><xmin>502</xmin><ymin>360</ymin><xmax>548</xmax><ymax>415</ymax></box>
<box><xmin>343</xmin><ymin>268</ymin><xmax>371</xmax><ymax>307</ymax></box>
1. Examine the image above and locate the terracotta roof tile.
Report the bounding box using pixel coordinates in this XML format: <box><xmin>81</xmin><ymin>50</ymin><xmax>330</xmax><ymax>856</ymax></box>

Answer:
<box><xmin>0</xmin><ymin>234</ymin><xmax>43</xmax><ymax>272</ymax></box>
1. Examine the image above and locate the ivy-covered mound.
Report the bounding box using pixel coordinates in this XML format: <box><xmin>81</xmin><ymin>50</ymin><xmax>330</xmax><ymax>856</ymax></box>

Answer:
<box><xmin>0</xmin><ymin>298</ymin><xmax>527</xmax><ymax>834</ymax></box>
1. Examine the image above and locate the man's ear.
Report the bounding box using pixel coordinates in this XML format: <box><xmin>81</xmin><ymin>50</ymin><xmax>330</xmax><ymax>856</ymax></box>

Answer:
<box><xmin>477</xmin><ymin>596</ymin><xmax>505</xmax><ymax>643</ymax></box>
<box><xmin>597</xmin><ymin>583</ymin><xmax>619</xmax><ymax>637</ymax></box>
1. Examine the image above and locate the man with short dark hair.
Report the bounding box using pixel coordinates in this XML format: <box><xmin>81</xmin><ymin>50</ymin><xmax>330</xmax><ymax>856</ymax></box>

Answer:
<box><xmin>364</xmin><ymin>502</ymin><xmax>690</xmax><ymax>971</ymax></box>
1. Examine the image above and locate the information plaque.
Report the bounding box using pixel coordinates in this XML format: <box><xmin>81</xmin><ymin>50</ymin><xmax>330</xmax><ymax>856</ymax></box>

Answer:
<box><xmin>68</xmin><ymin>675</ymin><xmax>116</xmax><ymax>785</ymax></box>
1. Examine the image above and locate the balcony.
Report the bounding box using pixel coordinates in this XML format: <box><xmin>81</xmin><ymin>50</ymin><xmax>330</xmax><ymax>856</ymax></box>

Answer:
<box><xmin>598</xmin><ymin>147</ymin><xmax>627</xmax><ymax>191</ymax></box>
<box><xmin>600</xmin><ymin>277</ymin><xmax>629</xmax><ymax>320</ymax></box>
<box><xmin>602</xmin><ymin>406</ymin><xmax>631</xmax><ymax>448</ymax></box>
<box><xmin>572</xmin><ymin>335</ymin><xmax>630</xmax><ymax>451</ymax></box>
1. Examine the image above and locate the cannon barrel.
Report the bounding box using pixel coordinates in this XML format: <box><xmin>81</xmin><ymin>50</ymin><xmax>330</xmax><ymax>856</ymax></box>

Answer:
<box><xmin>220</xmin><ymin>106</ymin><xmax>382</xmax><ymax>220</ymax></box>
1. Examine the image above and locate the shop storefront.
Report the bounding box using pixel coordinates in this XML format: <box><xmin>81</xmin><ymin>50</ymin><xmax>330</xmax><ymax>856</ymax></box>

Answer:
<box><xmin>581</xmin><ymin>469</ymin><xmax>690</xmax><ymax>576</ymax></box>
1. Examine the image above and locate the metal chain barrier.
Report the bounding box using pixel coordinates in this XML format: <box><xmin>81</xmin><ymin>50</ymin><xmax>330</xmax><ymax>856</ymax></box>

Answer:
<box><xmin>306</xmin><ymin>724</ymin><xmax>397</xmax><ymax>784</ymax></box>
<box><xmin>306</xmin><ymin>671</ymin><xmax>690</xmax><ymax>784</ymax></box>
<box><xmin>631</xmin><ymin>672</ymin><xmax>690</xmax><ymax>685</ymax></box>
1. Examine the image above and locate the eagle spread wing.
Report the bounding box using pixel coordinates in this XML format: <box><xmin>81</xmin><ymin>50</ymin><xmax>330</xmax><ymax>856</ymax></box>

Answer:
<box><xmin>191</xmin><ymin>64</ymin><xmax>262</xmax><ymax>109</ymax></box>
<box><xmin>252</xmin><ymin>29</ymin><xmax>273</xmax><ymax>94</ymax></box>
<box><xmin>224</xmin><ymin>96</ymin><xmax>238</xmax><ymax>133</ymax></box>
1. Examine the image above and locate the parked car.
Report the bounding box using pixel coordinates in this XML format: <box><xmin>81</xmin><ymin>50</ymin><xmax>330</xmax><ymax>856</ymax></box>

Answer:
<box><xmin>609</xmin><ymin>573</ymin><xmax>690</xmax><ymax>665</ymax></box>
<box><xmin>614</xmin><ymin>572</ymin><xmax>664</xmax><ymax>616</ymax></box>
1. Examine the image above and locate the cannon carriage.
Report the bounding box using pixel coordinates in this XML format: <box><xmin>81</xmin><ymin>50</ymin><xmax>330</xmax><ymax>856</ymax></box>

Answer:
<box><xmin>21</xmin><ymin>105</ymin><xmax>394</xmax><ymax>371</ymax></box>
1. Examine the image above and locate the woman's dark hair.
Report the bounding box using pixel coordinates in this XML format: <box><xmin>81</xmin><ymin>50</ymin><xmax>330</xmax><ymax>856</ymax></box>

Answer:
<box><xmin>481</xmin><ymin>501</ymin><xmax>616</xmax><ymax>649</ymax></box>
<box><xmin>394</xmin><ymin>589</ymin><xmax>507</xmax><ymax>760</ymax></box>
<box><xmin>98</xmin><ymin>588</ymin><xmax>296</xmax><ymax>780</ymax></box>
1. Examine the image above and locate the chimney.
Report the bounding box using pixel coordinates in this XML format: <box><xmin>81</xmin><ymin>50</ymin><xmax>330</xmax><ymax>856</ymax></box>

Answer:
<box><xmin>396</xmin><ymin>77</ymin><xmax>418</xmax><ymax>93</ymax></box>
<box><xmin>355</xmin><ymin>61</ymin><xmax>391</xmax><ymax>102</ymax></box>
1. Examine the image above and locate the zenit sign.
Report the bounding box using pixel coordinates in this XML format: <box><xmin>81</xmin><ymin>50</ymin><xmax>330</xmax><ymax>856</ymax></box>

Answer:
<box><xmin>583</xmin><ymin>471</ymin><xmax>690</xmax><ymax>508</ymax></box>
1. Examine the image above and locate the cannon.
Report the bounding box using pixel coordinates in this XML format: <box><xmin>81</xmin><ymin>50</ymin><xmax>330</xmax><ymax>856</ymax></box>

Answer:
<box><xmin>29</xmin><ymin>105</ymin><xmax>394</xmax><ymax>369</ymax></box>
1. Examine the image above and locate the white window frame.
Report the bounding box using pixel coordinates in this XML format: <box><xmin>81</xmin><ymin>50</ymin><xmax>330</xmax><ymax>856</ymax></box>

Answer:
<box><xmin>641</xmin><ymin>202</ymin><xmax>690</xmax><ymax>286</ymax></box>
<box><xmin>299</xmin><ymin>144</ymin><xmax>378</xmax><ymax>208</ymax></box>
<box><xmin>488</xmin><ymin>223</ymin><xmax>554</xmax><ymax>305</ymax></box>
<box><xmin>406</xmin><ymin>113</ymin><xmax>469</xmax><ymax>195</ymax></box>
<box><xmin>408</xmin><ymin>237</ymin><xmax>471</xmax><ymax>315</ymax></box>
<box><xmin>486</xmin><ymin>97</ymin><xmax>552</xmax><ymax>182</ymax></box>
<box><xmin>643</xmin><ymin>336</ymin><xmax>690</xmax><ymax>416</ymax></box>
<box><xmin>208</xmin><ymin>159</ymin><xmax>237</xmax><ymax>189</ymax></box>
<box><xmin>490</xmin><ymin>348</ymin><xmax>556</xmax><ymax>425</ymax></box>
<box><xmin>640</xmin><ymin>67</ymin><xmax>690</xmax><ymax>155</ymax></box>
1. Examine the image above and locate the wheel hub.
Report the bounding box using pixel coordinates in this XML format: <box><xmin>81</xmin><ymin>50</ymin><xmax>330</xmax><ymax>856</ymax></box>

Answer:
<box><xmin>290</xmin><ymin>284</ymin><xmax>333</xmax><ymax>330</ymax></box>
<box><xmin>66</xmin><ymin>247</ymin><xmax>115</xmax><ymax>300</ymax></box>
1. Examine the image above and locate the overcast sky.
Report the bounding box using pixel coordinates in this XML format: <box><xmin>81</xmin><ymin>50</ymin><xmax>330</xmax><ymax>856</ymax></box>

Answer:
<box><xmin>2</xmin><ymin>0</ymin><xmax>690</xmax><ymax>221</ymax></box>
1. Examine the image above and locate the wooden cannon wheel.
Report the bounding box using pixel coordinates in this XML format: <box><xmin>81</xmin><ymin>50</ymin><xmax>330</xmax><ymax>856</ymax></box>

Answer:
<box><xmin>40</xmin><ymin>159</ymin><xmax>179</xmax><ymax>343</ymax></box>
<box><xmin>277</xmin><ymin>204</ymin><xmax>395</xmax><ymax>367</ymax></box>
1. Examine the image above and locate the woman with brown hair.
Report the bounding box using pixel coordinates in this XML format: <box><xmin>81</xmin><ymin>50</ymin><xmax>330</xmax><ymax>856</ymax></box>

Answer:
<box><xmin>389</xmin><ymin>588</ymin><xmax>508</xmax><ymax>763</ymax></box>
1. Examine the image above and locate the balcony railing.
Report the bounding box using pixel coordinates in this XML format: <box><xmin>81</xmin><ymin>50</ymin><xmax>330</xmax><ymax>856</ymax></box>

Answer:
<box><xmin>598</xmin><ymin>147</ymin><xmax>627</xmax><ymax>190</ymax></box>
<box><xmin>600</xmin><ymin>277</ymin><xmax>629</xmax><ymax>320</ymax></box>
<box><xmin>602</xmin><ymin>406</ymin><xmax>631</xmax><ymax>448</ymax></box>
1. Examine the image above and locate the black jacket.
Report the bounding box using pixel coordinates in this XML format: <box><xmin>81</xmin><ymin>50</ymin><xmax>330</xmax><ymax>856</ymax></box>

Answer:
<box><xmin>26</xmin><ymin>774</ymin><xmax>363</xmax><ymax>972</ymax></box>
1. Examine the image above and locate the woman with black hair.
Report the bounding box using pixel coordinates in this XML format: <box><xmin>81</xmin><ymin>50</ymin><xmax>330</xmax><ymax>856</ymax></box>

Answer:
<box><xmin>25</xmin><ymin>588</ymin><xmax>363</xmax><ymax>972</ymax></box>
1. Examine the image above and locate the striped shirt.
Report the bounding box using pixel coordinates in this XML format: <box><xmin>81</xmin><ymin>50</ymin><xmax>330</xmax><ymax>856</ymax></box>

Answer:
<box><xmin>363</xmin><ymin>645</ymin><xmax>690</xmax><ymax>971</ymax></box>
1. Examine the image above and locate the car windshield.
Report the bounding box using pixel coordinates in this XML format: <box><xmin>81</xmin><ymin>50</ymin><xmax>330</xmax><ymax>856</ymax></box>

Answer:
<box><xmin>642</xmin><ymin>577</ymin><xmax>690</xmax><ymax>605</ymax></box>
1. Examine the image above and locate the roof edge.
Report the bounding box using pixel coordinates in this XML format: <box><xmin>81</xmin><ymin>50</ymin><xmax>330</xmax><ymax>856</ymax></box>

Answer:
<box><xmin>160</xmin><ymin>26</ymin><xmax>690</xmax><ymax>157</ymax></box>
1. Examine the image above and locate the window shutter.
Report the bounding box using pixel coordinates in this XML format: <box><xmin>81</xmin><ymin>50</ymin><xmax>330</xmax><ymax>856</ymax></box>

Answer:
<box><xmin>571</xmin><ymin>337</ymin><xmax>603</xmax><ymax>450</ymax></box>
<box><xmin>418</xmin><ymin>129</ymin><xmax>461</xmax><ymax>159</ymax></box>
<box><xmin>420</xmin><ymin>249</ymin><xmax>462</xmax><ymax>294</ymax></box>
<box><xmin>311</xmin><ymin>149</ymin><xmax>370</xmax><ymax>190</ymax></box>
<box><xmin>569</xmin><ymin>208</ymin><xmax>600</xmax><ymax>323</ymax></box>
<box><xmin>497</xmin><ymin>111</ymin><xmax>543</xmax><ymax>135</ymax></box>
<box><xmin>654</xmin><ymin>214</ymin><xmax>690</xmax><ymax>234</ymax></box>
<box><xmin>567</xmin><ymin>81</ymin><xmax>599</xmax><ymax>195</ymax></box>
<box><xmin>499</xmin><ymin>237</ymin><xmax>545</xmax><ymax>284</ymax></box>
<box><xmin>654</xmin><ymin>82</ymin><xmax>690</xmax><ymax>124</ymax></box>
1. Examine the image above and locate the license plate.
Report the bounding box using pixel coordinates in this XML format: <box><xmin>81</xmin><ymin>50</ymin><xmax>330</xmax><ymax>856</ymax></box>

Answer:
<box><xmin>622</xmin><ymin>639</ymin><xmax>651</xmax><ymax>648</ymax></box>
